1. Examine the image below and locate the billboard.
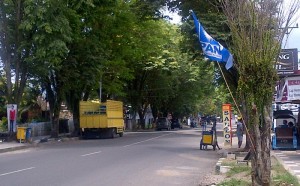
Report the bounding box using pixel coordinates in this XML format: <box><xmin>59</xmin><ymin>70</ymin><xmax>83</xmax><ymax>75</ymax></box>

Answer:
<box><xmin>7</xmin><ymin>104</ymin><xmax>17</xmax><ymax>133</ymax></box>
<box><xmin>276</xmin><ymin>48</ymin><xmax>298</xmax><ymax>76</ymax></box>
<box><xmin>222</xmin><ymin>104</ymin><xmax>232</xmax><ymax>146</ymax></box>
<box><xmin>276</xmin><ymin>76</ymin><xmax>300</xmax><ymax>102</ymax></box>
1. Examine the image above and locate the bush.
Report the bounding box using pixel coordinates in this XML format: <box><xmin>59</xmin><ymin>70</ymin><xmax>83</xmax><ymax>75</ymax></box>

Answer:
<box><xmin>0</xmin><ymin>117</ymin><xmax>8</xmax><ymax>132</ymax></box>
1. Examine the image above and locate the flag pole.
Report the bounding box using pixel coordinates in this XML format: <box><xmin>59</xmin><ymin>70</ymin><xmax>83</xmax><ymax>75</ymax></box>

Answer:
<box><xmin>216</xmin><ymin>62</ymin><xmax>255</xmax><ymax>151</ymax></box>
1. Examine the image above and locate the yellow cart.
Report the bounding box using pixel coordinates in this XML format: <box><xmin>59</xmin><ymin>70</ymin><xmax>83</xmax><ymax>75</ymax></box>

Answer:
<box><xmin>200</xmin><ymin>130</ymin><xmax>216</xmax><ymax>150</ymax></box>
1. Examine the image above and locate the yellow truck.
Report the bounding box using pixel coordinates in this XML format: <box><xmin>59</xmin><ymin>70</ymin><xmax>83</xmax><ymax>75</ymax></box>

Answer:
<box><xmin>79</xmin><ymin>100</ymin><xmax>124</xmax><ymax>138</ymax></box>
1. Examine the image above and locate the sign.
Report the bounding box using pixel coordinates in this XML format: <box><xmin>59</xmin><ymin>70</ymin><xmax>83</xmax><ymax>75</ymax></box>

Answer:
<box><xmin>7</xmin><ymin>104</ymin><xmax>17</xmax><ymax>133</ymax></box>
<box><xmin>276</xmin><ymin>48</ymin><xmax>298</xmax><ymax>76</ymax></box>
<box><xmin>276</xmin><ymin>76</ymin><xmax>300</xmax><ymax>102</ymax></box>
<box><xmin>287</xmin><ymin>80</ymin><xmax>300</xmax><ymax>100</ymax></box>
<box><xmin>222</xmin><ymin>104</ymin><xmax>232</xmax><ymax>146</ymax></box>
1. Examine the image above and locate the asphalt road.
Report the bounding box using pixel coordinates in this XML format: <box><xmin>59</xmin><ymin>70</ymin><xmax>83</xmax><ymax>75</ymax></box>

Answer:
<box><xmin>0</xmin><ymin>129</ymin><xmax>220</xmax><ymax>186</ymax></box>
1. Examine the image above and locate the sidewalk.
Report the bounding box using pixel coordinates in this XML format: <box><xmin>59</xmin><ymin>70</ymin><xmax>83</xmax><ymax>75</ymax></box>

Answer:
<box><xmin>0</xmin><ymin>141</ymin><xmax>29</xmax><ymax>153</ymax></box>
<box><xmin>215</xmin><ymin>133</ymin><xmax>300</xmax><ymax>183</ymax></box>
<box><xmin>0</xmin><ymin>133</ymin><xmax>79</xmax><ymax>153</ymax></box>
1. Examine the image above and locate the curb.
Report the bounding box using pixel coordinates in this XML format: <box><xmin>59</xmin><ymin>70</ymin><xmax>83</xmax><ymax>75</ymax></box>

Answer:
<box><xmin>32</xmin><ymin>137</ymin><xmax>79</xmax><ymax>146</ymax></box>
<box><xmin>0</xmin><ymin>137</ymin><xmax>80</xmax><ymax>153</ymax></box>
<box><xmin>0</xmin><ymin>145</ymin><xmax>31</xmax><ymax>153</ymax></box>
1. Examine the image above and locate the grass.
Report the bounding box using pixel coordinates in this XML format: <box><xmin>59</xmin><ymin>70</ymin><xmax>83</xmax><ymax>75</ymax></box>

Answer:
<box><xmin>272</xmin><ymin>159</ymin><xmax>300</xmax><ymax>186</ymax></box>
<box><xmin>218</xmin><ymin>179</ymin><xmax>250</xmax><ymax>186</ymax></box>
<box><xmin>226</xmin><ymin>166</ymin><xmax>251</xmax><ymax>177</ymax></box>
<box><xmin>217</xmin><ymin>156</ymin><xmax>300</xmax><ymax>186</ymax></box>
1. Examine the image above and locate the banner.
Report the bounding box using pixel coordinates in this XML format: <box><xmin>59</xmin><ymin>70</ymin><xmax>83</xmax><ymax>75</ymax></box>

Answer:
<box><xmin>7</xmin><ymin>104</ymin><xmax>17</xmax><ymax>133</ymax></box>
<box><xmin>222</xmin><ymin>104</ymin><xmax>232</xmax><ymax>146</ymax></box>
<box><xmin>191</xmin><ymin>11</ymin><xmax>233</xmax><ymax>70</ymax></box>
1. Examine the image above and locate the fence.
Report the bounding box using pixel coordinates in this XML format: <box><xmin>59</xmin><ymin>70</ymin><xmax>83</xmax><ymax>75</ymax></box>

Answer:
<box><xmin>19</xmin><ymin>120</ymin><xmax>74</xmax><ymax>137</ymax></box>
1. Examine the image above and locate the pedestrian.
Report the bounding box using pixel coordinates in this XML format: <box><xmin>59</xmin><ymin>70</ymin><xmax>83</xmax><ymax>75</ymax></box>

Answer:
<box><xmin>236</xmin><ymin>117</ymin><xmax>244</xmax><ymax>148</ymax></box>
<box><xmin>288</xmin><ymin>121</ymin><xmax>294</xmax><ymax>128</ymax></box>
<box><xmin>9</xmin><ymin>105</ymin><xmax>16</xmax><ymax>133</ymax></box>
<box><xmin>281</xmin><ymin>120</ymin><xmax>288</xmax><ymax>128</ymax></box>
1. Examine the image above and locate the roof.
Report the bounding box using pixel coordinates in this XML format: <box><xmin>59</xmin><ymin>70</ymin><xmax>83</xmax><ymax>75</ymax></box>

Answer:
<box><xmin>273</xmin><ymin>110</ymin><xmax>296</xmax><ymax>120</ymax></box>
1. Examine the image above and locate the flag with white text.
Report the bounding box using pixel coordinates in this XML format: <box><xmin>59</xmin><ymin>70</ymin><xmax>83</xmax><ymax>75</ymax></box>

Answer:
<box><xmin>192</xmin><ymin>11</ymin><xmax>233</xmax><ymax>70</ymax></box>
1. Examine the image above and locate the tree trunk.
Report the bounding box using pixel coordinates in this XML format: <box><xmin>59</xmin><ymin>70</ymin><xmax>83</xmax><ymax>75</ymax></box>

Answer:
<box><xmin>50</xmin><ymin>109</ymin><xmax>60</xmax><ymax>138</ymax></box>
<box><xmin>240</xmin><ymin>93</ymin><xmax>251</xmax><ymax>150</ymax></box>
<box><xmin>138</xmin><ymin>109</ymin><xmax>145</xmax><ymax>129</ymax></box>
<box><xmin>71</xmin><ymin>99</ymin><xmax>80</xmax><ymax>137</ymax></box>
<box><xmin>251</xmin><ymin>105</ymin><xmax>271</xmax><ymax>186</ymax></box>
<box><xmin>45</xmin><ymin>71</ymin><xmax>64</xmax><ymax>138</ymax></box>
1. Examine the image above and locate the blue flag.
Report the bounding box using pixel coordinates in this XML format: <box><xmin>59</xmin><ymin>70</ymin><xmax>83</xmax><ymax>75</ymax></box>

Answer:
<box><xmin>192</xmin><ymin>11</ymin><xmax>233</xmax><ymax>70</ymax></box>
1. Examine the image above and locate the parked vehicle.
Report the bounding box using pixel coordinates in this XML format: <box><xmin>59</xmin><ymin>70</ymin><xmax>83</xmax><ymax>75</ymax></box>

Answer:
<box><xmin>272</xmin><ymin>110</ymin><xmax>297</xmax><ymax>150</ymax></box>
<box><xmin>171</xmin><ymin>118</ymin><xmax>182</xmax><ymax>129</ymax></box>
<box><xmin>79</xmin><ymin>100</ymin><xmax>124</xmax><ymax>138</ymax></box>
<box><xmin>156</xmin><ymin>117</ymin><xmax>171</xmax><ymax>131</ymax></box>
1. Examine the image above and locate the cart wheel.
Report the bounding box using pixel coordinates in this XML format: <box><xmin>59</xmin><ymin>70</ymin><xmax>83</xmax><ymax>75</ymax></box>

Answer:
<box><xmin>200</xmin><ymin>140</ymin><xmax>203</xmax><ymax>150</ymax></box>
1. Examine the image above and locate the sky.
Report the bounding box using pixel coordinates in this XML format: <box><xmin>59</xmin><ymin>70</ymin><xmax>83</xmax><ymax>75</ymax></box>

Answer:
<box><xmin>283</xmin><ymin>24</ymin><xmax>300</xmax><ymax>50</ymax></box>
<box><xmin>282</xmin><ymin>1</ymin><xmax>300</xmax><ymax>53</ymax></box>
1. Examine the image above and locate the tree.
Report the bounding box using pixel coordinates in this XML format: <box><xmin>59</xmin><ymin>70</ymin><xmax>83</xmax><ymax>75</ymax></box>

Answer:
<box><xmin>64</xmin><ymin>0</ymin><xmax>137</xmax><ymax>135</ymax></box>
<box><xmin>0</xmin><ymin>0</ymin><xmax>33</xmax><ymax>107</ymax></box>
<box><xmin>20</xmin><ymin>0</ymin><xmax>74</xmax><ymax>137</ymax></box>
<box><xmin>221</xmin><ymin>0</ymin><xmax>300</xmax><ymax>185</ymax></box>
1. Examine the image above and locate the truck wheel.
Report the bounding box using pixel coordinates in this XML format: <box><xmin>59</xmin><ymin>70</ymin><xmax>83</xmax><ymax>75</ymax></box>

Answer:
<box><xmin>111</xmin><ymin>128</ymin><xmax>115</xmax><ymax>138</ymax></box>
<box><xmin>119</xmin><ymin>132</ymin><xmax>123</xmax><ymax>137</ymax></box>
<box><xmin>79</xmin><ymin>130</ymin><xmax>83</xmax><ymax>139</ymax></box>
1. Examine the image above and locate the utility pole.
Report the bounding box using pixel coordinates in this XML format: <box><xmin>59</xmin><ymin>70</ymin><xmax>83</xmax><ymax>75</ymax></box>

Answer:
<box><xmin>281</xmin><ymin>23</ymin><xmax>299</xmax><ymax>49</ymax></box>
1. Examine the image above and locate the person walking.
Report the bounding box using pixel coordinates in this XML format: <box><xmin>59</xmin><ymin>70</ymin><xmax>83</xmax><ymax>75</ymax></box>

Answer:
<box><xmin>236</xmin><ymin>117</ymin><xmax>244</xmax><ymax>148</ymax></box>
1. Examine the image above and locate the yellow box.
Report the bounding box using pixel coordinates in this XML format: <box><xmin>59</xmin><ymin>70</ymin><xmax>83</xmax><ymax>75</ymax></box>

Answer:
<box><xmin>79</xmin><ymin>100</ymin><xmax>124</xmax><ymax>129</ymax></box>
<box><xmin>203</xmin><ymin>134</ymin><xmax>213</xmax><ymax>144</ymax></box>
<box><xmin>17</xmin><ymin>127</ymin><xmax>27</xmax><ymax>140</ymax></box>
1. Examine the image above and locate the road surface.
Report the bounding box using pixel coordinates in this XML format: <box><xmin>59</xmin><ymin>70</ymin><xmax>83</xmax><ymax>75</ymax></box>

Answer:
<box><xmin>0</xmin><ymin>129</ymin><xmax>220</xmax><ymax>186</ymax></box>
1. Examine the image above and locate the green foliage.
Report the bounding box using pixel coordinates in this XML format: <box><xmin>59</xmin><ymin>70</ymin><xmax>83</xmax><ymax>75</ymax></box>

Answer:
<box><xmin>272</xmin><ymin>161</ymin><xmax>300</xmax><ymax>186</ymax></box>
<box><xmin>272</xmin><ymin>173</ymin><xmax>300</xmax><ymax>186</ymax></box>
<box><xmin>0</xmin><ymin>117</ymin><xmax>8</xmax><ymax>132</ymax></box>
<box><xmin>0</xmin><ymin>0</ymin><xmax>231</xmax><ymax>127</ymax></box>
<box><xmin>218</xmin><ymin>179</ymin><xmax>251</xmax><ymax>186</ymax></box>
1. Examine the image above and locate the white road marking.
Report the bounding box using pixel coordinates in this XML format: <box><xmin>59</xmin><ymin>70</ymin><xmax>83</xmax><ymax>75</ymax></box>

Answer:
<box><xmin>81</xmin><ymin>151</ymin><xmax>102</xmax><ymax>157</ymax></box>
<box><xmin>280</xmin><ymin>156</ymin><xmax>289</xmax><ymax>159</ymax></box>
<box><xmin>0</xmin><ymin>167</ymin><xmax>35</xmax><ymax>177</ymax></box>
<box><xmin>288</xmin><ymin>164</ymin><xmax>298</xmax><ymax>167</ymax></box>
<box><xmin>123</xmin><ymin>133</ymin><xmax>172</xmax><ymax>147</ymax></box>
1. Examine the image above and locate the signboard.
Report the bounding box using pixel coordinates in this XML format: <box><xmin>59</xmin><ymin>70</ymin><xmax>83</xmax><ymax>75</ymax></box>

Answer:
<box><xmin>276</xmin><ymin>76</ymin><xmax>300</xmax><ymax>102</ymax></box>
<box><xmin>276</xmin><ymin>48</ymin><xmax>298</xmax><ymax>76</ymax></box>
<box><xmin>222</xmin><ymin>104</ymin><xmax>232</xmax><ymax>146</ymax></box>
<box><xmin>7</xmin><ymin>104</ymin><xmax>17</xmax><ymax>133</ymax></box>
<box><xmin>287</xmin><ymin>80</ymin><xmax>300</xmax><ymax>100</ymax></box>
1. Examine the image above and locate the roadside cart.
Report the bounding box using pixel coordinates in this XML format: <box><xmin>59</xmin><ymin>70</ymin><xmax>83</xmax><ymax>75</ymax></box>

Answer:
<box><xmin>200</xmin><ymin>120</ymin><xmax>217</xmax><ymax>150</ymax></box>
